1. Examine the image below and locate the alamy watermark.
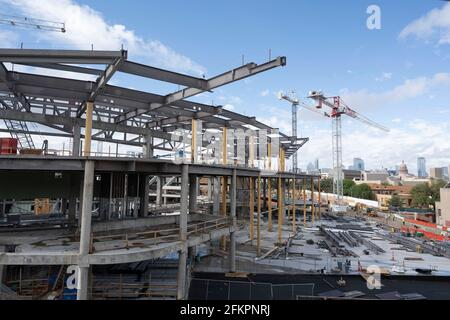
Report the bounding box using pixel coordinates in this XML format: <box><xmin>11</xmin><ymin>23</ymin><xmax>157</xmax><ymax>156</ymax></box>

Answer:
<box><xmin>367</xmin><ymin>4</ymin><xmax>381</xmax><ymax>30</ymax></box>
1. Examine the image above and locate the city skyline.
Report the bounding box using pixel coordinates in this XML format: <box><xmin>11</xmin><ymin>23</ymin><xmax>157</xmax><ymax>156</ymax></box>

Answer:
<box><xmin>308</xmin><ymin>155</ymin><xmax>449</xmax><ymax>177</ymax></box>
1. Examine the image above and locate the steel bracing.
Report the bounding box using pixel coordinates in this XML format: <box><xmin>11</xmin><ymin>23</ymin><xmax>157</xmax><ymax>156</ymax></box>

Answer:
<box><xmin>0</xmin><ymin>48</ymin><xmax>304</xmax><ymax>157</ymax></box>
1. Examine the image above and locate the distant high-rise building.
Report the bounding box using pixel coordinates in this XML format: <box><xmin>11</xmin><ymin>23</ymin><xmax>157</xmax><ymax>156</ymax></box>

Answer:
<box><xmin>430</xmin><ymin>167</ymin><xmax>444</xmax><ymax>179</ymax></box>
<box><xmin>307</xmin><ymin>162</ymin><xmax>315</xmax><ymax>173</ymax></box>
<box><xmin>314</xmin><ymin>158</ymin><xmax>319</xmax><ymax>171</ymax></box>
<box><xmin>442</xmin><ymin>167</ymin><xmax>449</xmax><ymax>179</ymax></box>
<box><xmin>417</xmin><ymin>157</ymin><xmax>427</xmax><ymax>178</ymax></box>
<box><xmin>353</xmin><ymin>158</ymin><xmax>365</xmax><ymax>171</ymax></box>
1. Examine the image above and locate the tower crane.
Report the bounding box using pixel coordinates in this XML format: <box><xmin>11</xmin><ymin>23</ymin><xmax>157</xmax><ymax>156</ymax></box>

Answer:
<box><xmin>307</xmin><ymin>90</ymin><xmax>389</xmax><ymax>213</ymax></box>
<box><xmin>277</xmin><ymin>91</ymin><xmax>299</xmax><ymax>173</ymax></box>
<box><xmin>0</xmin><ymin>14</ymin><xmax>66</xmax><ymax>149</ymax></box>
<box><xmin>0</xmin><ymin>14</ymin><xmax>65</xmax><ymax>33</ymax></box>
<box><xmin>278</xmin><ymin>91</ymin><xmax>330</xmax><ymax>173</ymax></box>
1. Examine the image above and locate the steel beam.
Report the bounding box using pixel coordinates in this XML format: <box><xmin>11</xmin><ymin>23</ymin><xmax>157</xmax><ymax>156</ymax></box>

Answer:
<box><xmin>0</xmin><ymin>49</ymin><xmax>126</xmax><ymax>64</ymax></box>
<box><xmin>118</xmin><ymin>61</ymin><xmax>207</xmax><ymax>89</ymax></box>
<box><xmin>116</xmin><ymin>57</ymin><xmax>286</xmax><ymax>123</ymax></box>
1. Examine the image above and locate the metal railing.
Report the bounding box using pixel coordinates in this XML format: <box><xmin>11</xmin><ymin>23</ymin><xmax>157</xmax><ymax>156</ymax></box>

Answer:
<box><xmin>189</xmin><ymin>278</ymin><xmax>315</xmax><ymax>300</ymax></box>
<box><xmin>90</xmin><ymin>217</ymin><xmax>231</xmax><ymax>252</ymax></box>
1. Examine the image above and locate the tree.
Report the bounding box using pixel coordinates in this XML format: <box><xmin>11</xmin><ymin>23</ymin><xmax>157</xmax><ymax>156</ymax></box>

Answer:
<box><xmin>319</xmin><ymin>177</ymin><xmax>333</xmax><ymax>193</ymax></box>
<box><xmin>388</xmin><ymin>195</ymin><xmax>403</xmax><ymax>209</ymax></box>
<box><xmin>343</xmin><ymin>179</ymin><xmax>356</xmax><ymax>196</ymax></box>
<box><xmin>430</xmin><ymin>179</ymin><xmax>446</xmax><ymax>203</ymax></box>
<box><xmin>350</xmin><ymin>183</ymin><xmax>376</xmax><ymax>200</ymax></box>
<box><xmin>410</xmin><ymin>183</ymin><xmax>431</xmax><ymax>208</ymax></box>
<box><xmin>411</xmin><ymin>180</ymin><xmax>446</xmax><ymax>210</ymax></box>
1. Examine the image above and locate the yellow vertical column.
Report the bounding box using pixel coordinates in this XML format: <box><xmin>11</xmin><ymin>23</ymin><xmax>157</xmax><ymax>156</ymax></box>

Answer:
<box><xmin>268</xmin><ymin>177</ymin><xmax>272</xmax><ymax>232</ymax></box>
<box><xmin>277</xmin><ymin>175</ymin><xmax>283</xmax><ymax>243</ymax></box>
<box><xmin>267</xmin><ymin>142</ymin><xmax>272</xmax><ymax>232</ymax></box>
<box><xmin>222</xmin><ymin>127</ymin><xmax>228</xmax><ymax>166</ymax></box>
<box><xmin>303</xmin><ymin>177</ymin><xmax>307</xmax><ymax>227</ymax></box>
<box><xmin>292</xmin><ymin>178</ymin><xmax>296</xmax><ymax>233</ymax></box>
<box><xmin>318</xmin><ymin>177</ymin><xmax>321</xmax><ymax>220</ymax></box>
<box><xmin>311</xmin><ymin>177</ymin><xmax>315</xmax><ymax>225</ymax></box>
<box><xmin>83</xmin><ymin>101</ymin><xmax>94</xmax><ymax>156</ymax></box>
<box><xmin>279</xmin><ymin>147</ymin><xmax>285</xmax><ymax>172</ymax></box>
<box><xmin>249</xmin><ymin>177</ymin><xmax>254</xmax><ymax>242</ymax></box>
<box><xmin>257</xmin><ymin>175</ymin><xmax>261</xmax><ymax>256</ymax></box>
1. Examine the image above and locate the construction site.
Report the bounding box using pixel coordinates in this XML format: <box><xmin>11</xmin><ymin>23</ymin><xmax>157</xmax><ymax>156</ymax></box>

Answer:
<box><xmin>0</xmin><ymin>7</ymin><xmax>450</xmax><ymax>302</ymax></box>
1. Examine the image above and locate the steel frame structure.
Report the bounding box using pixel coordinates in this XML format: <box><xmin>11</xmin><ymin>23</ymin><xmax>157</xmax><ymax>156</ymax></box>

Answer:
<box><xmin>0</xmin><ymin>49</ymin><xmax>306</xmax><ymax>158</ymax></box>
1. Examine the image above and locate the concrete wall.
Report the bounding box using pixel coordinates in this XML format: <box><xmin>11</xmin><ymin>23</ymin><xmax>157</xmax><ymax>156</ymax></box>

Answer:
<box><xmin>436</xmin><ymin>188</ymin><xmax>450</xmax><ymax>227</ymax></box>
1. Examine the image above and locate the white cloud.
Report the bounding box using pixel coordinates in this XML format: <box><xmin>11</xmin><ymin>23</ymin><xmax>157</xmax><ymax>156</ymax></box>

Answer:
<box><xmin>400</xmin><ymin>3</ymin><xmax>450</xmax><ymax>45</ymax></box>
<box><xmin>255</xmin><ymin>104</ymin><xmax>450</xmax><ymax>172</ymax></box>
<box><xmin>0</xmin><ymin>29</ymin><xmax>19</xmax><ymax>47</ymax></box>
<box><xmin>260</xmin><ymin>89</ymin><xmax>270</xmax><ymax>97</ymax></box>
<box><xmin>1</xmin><ymin>0</ymin><xmax>206</xmax><ymax>75</ymax></box>
<box><xmin>297</xmin><ymin>120</ymin><xmax>450</xmax><ymax>173</ymax></box>
<box><xmin>341</xmin><ymin>73</ymin><xmax>450</xmax><ymax>111</ymax></box>
<box><xmin>223</xmin><ymin>104</ymin><xmax>235</xmax><ymax>111</ymax></box>
<box><xmin>375</xmin><ymin>72</ymin><xmax>392</xmax><ymax>82</ymax></box>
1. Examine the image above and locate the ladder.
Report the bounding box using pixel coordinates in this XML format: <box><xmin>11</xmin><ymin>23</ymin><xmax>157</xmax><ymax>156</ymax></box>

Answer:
<box><xmin>3</xmin><ymin>119</ymin><xmax>35</xmax><ymax>149</ymax></box>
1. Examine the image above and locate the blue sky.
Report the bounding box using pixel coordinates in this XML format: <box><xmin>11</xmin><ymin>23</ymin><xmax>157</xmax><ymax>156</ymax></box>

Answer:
<box><xmin>1</xmin><ymin>0</ymin><xmax>450</xmax><ymax>173</ymax></box>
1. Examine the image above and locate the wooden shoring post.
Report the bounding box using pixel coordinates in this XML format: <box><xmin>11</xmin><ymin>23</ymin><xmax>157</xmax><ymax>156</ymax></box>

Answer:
<box><xmin>303</xmin><ymin>177</ymin><xmax>307</xmax><ymax>227</ymax></box>
<box><xmin>279</xmin><ymin>147</ymin><xmax>286</xmax><ymax>172</ymax></box>
<box><xmin>311</xmin><ymin>176</ymin><xmax>315</xmax><ymax>225</ymax></box>
<box><xmin>222</xmin><ymin>127</ymin><xmax>228</xmax><ymax>166</ymax></box>
<box><xmin>318</xmin><ymin>176</ymin><xmax>321</xmax><ymax>220</ymax></box>
<box><xmin>249</xmin><ymin>177</ymin><xmax>254</xmax><ymax>242</ymax></box>
<box><xmin>277</xmin><ymin>175</ymin><xmax>283</xmax><ymax>244</ymax></box>
<box><xmin>268</xmin><ymin>177</ymin><xmax>273</xmax><ymax>232</ymax></box>
<box><xmin>292</xmin><ymin>177</ymin><xmax>296</xmax><ymax>233</ymax></box>
<box><xmin>257</xmin><ymin>175</ymin><xmax>261</xmax><ymax>256</ymax></box>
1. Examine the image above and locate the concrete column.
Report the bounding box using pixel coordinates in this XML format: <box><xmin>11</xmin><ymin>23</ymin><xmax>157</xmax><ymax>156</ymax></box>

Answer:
<box><xmin>0</xmin><ymin>200</ymin><xmax>4</xmax><ymax>219</ymax></box>
<box><xmin>143</xmin><ymin>134</ymin><xmax>153</xmax><ymax>159</ymax></box>
<box><xmin>108</xmin><ymin>172</ymin><xmax>113</xmax><ymax>220</ymax></box>
<box><xmin>229</xmin><ymin>168</ymin><xmax>237</xmax><ymax>272</ymax></box>
<box><xmin>188</xmin><ymin>246</ymin><xmax>196</xmax><ymax>265</ymax></box>
<box><xmin>77</xmin><ymin>160</ymin><xmax>95</xmax><ymax>300</ymax></box>
<box><xmin>212</xmin><ymin>177</ymin><xmax>220</xmax><ymax>215</ymax></box>
<box><xmin>189</xmin><ymin>174</ymin><xmax>197</xmax><ymax>213</ymax></box>
<box><xmin>156</xmin><ymin>176</ymin><xmax>162</xmax><ymax>206</ymax></box>
<box><xmin>139</xmin><ymin>174</ymin><xmax>150</xmax><ymax>217</ymax></box>
<box><xmin>0</xmin><ymin>245</ymin><xmax>5</xmax><ymax>285</ymax></box>
<box><xmin>177</xmin><ymin>164</ymin><xmax>189</xmax><ymax>300</ymax></box>
<box><xmin>163</xmin><ymin>177</ymin><xmax>168</xmax><ymax>206</ymax></box>
<box><xmin>72</xmin><ymin>123</ymin><xmax>81</xmax><ymax>157</ymax></box>
<box><xmin>177</xmin><ymin>249</ymin><xmax>187</xmax><ymax>300</ymax></box>
<box><xmin>78</xmin><ymin>176</ymin><xmax>84</xmax><ymax>230</ymax></box>
<box><xmin>207</xmin><ymin>177</ymin><xmax>212</xmax><ymax>201</ymax></box>
<box><xmin>180</xmin><ymin>166</ymin><xmax>189</xmax><ymax>240</ymax></box>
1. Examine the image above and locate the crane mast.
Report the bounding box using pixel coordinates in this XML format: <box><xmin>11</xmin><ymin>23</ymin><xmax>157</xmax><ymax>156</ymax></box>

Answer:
<box><xmin>0</xmin><ymin>14</ymin><xmax>66</xmax><ymax>149</ymax></box>
<box><xmin>0</xmin><ymin>14</ymin><xmax>65</xmax><ymax>33</ymax></box>
<box><xmin>278</xmin><ymin>91</ymin><xmax>300</xmax><ymax>173</ymax></box>
<box><xmin>308</xmin><ymin>91</ymin><xmax>389</xmax><ymax>213</ymax></box>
